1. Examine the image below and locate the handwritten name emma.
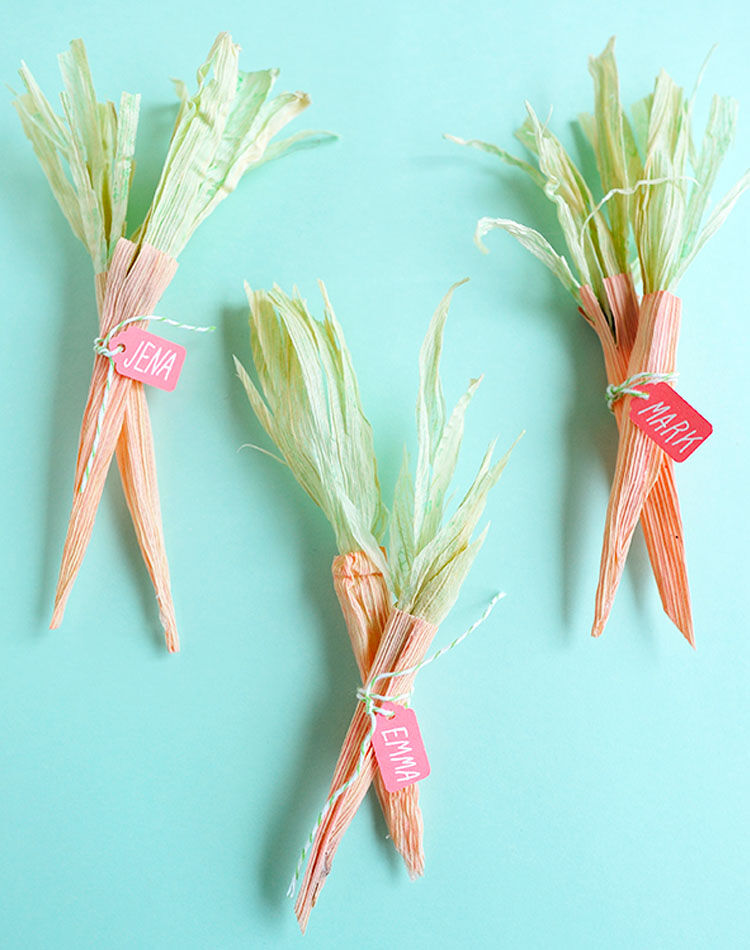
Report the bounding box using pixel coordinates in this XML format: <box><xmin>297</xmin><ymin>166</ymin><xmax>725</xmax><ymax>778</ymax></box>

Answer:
<box><xmin>371</xmin><ymin>703</ymin><xmax>431</xmax><ymax>792</ymax></box>
<box><xmin>378</xmin><ymin>725</ymin><xmax>423</xmax><ymax>785</ymax></box>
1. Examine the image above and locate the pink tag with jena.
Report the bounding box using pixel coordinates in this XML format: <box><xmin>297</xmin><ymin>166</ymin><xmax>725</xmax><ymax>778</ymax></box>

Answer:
<box><xmin>371</xmin><ymin>701</ymin><xmax>430</xmax><ymax>793</ymax></box>
<box><xmin>108</xmin><ymin>326</ymin><xmax>186</xmax><ymax>392</ymax></box>
<box><xmin>629</xmin><ymin>381</ymin><xmax>712</xmax><ymax>462</ymax></box>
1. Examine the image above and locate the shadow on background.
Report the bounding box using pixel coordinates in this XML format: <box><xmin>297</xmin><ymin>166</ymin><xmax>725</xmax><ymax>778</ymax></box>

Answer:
<box><xmin>36</xmin><ymin>217</ymin><xmax>94</xmax><ymax>630</ymax></box>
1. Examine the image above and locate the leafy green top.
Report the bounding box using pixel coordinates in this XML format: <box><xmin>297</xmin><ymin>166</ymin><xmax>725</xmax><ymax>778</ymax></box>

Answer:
<box><xmin>13</xmin><ymin>33</ymin><xmax>333</xmax><ymax>273</ymax></box>
<box><xmin>448</xmin><ymin>36</ymin><xmax>750</xmax><ymax>325</ymax></box>
<box><xmin>236</xmin><ymin>282</ymin><xmax>515</xmax><ymax>626</ymax></box>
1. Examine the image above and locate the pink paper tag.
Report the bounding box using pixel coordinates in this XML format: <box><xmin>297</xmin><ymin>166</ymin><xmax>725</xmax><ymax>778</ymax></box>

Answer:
<box><xmin>108</xmin><ymin>326</ymin><xmax>186</xmax><ymax>392</ymax></box>
<box><xmin>629</xmin><ymin>382</ymin><xmax>712</xmax><ymax>461</ymax></box>
<box><xmin>371</xmin><ymin>701</ymin><xmax>430</xmax><ymax>793</ymax></box>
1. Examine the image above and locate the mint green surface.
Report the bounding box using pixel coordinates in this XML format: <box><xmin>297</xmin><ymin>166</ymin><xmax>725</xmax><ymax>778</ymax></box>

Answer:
<box><xmin>1</xmin><ymin>3</ymin><xmax>748</xmax><ymax>947</ymax></box>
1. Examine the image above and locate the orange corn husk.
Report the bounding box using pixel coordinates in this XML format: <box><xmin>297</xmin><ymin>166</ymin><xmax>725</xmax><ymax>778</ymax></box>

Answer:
<box><xmin>114</xmin><ymin>383</ymin><xmax>179</xmax><ymax>650</ymax></box>
<box><xmin>332</xmin><ymin>552</ymin><xmax>425</xmax><ymax>879</ymax></box>
<box><xmin>50</xmin><ymin>238</ymin><xmax>180</xmax><ymax>649</ymax></box>
<box><xmin>580</xmin><ymin>276</ymin><xmax>693</xmax><ymax>644</ymax></box>
<box><xmin>294</xmin><ymin>607</ymin><xmax>437</xmax><ymax>932</ymax></box>
<box><xmin>591</xmin><ymin>291</ymin><xmax>683</xmax><ymax>638</ymax></box>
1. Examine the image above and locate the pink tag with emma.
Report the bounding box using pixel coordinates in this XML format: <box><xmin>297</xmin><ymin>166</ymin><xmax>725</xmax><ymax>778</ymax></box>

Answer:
<box><xmin>371</xmin><ymin>701</ymin><xmax>430</xmax><ymax>793</ymax></box>
<box><xmin>109</xmin><ymin>326</ymin><xmax>186</xmax><ymax>392</ymax></box>
<box><xmin>629</xmin><ymin>382</ymin><xmax>712</xmax><ymax>461</ymax></box>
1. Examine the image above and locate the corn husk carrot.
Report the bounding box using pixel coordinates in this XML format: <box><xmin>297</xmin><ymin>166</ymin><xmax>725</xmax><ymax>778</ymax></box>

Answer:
<box><xmin>449</xmin><ymin>36</ymin><xmax>749</xmax><ymax>642</ymax></box>
<box><xmin>236</xmin><ymin>281</ymin><xmax>517</xmax><ymax>930</ymax></box>
<box><xmin>590</xmin><ymin>55</ymin><xmax>750</xmax><ymax>636</ymax></box>
<box><xmin>13</xmin><ymin>34</ymin><xmax>332</xmax><ymax>649</ymax></box>
<box><xmin>50</xmin><ymin>239</ymin><xmax>178</xmax><ymax>640</ymax></box>
<box><xmin>331</xmin><ymin>551</ymin><xmax>425</xmax><ymax>878</ymax></box>
<box><xmin>580</xmin><ymin>279</ymin><xmax>693</xmax><ymax>642</ymax></box>
<box><xmin>234</xmin><ymin>282</ymin><xmax>425</xmax><ymax>878</ymax></box>
<box><xmin>592</xmin><ymin>291</ymin><xmax>681</xmax><ymax>635</ymax></box>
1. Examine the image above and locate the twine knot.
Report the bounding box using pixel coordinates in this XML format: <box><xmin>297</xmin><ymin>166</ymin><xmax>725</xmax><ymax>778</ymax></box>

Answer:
<box><xmin>355</xmin><ymin>683</ymin><xmax>405</xmax><ymax>717</ymax></box>
<box><xmin>92</xmin><ymin>332</ymin><xmax>125</xmax><ymax>360</ymax></box>
<box><xmin>79</xmin><ymin>314</ymin><xmax>214</xmax><ymax>493</ymax></box>
<box><xmin>605</xmin><ymin>371</ymin><xmax>678</xmax><ymax>412</ymax></box>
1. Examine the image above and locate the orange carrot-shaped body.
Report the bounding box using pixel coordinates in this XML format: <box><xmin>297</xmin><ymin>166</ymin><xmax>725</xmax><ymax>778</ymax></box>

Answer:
<box><xmin>294</xmin><ymin>608</ymin><xmax>437</xmax><ymax>932</ymax></box>
<box><xmin>50</xmin><ymin>239</ymin><xmax>179</xmax><ymax>648</ymax></box>
<box><xmin>591</xmin><ymin>291</ymin><xmax>682</xmax><ymax>637</ymax></box>
<box><xmin>332</xmin><ymin>552</ymin><xmax>389</xmax><ymax>674</ymax></box>
<box><xmin>115</xmin><ymin>384</ymin><xmax>179</xmax><ymax>650</ymax></box>
<box><xmin>580</xmin><ymin>277</ymin><xmax>693</xmax><ymax>644</ymax></box>
<box><xmin>332</xmin><ymin>552</ymin><xmax>425</xmax><ymax>879</ymax></box>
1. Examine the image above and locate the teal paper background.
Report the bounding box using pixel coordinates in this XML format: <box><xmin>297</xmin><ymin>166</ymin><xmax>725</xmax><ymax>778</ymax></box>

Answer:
<box><xmin>1</xmin><ymin>1</ymin><xmax>748</xmax><ymax>947</ymax></box>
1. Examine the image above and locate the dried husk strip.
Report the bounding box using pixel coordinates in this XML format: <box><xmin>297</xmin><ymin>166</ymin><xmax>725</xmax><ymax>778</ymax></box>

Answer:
<box><xmin>235</xmin><ymin>285</ymin><xmax>510</xmax><ymax>929</ymax></box>
<box><xmin>237</xmin><ymin>285</ymin><xmax>429</xmax><ymax>878</ymax></box>
<box><xmin>592</xmin><ymin>292</ymin><xmax>682</xmax><ymax>637</ymax></box>
<box><xmin>237</xmin><ymin>283</ymin><xmax>513</xmax><ymax>927</ymax></box>
<box><xmin>236</xmin><ymin>285</ymin><xmax>428</xmax><ymax>876</ymax></box>
<box><xmin>332</xmin><ymin>551</ymin><xmax>425</xmax><ymax>879</ymax></box>
<box><xmin>294</xmin><ymin>607</ymin><xmax>437</xmax><ymax>932</ymax></box>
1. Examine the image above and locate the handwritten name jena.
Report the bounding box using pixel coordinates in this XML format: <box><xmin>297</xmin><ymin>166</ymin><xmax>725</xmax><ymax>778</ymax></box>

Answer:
<box><xmin>122</xmin><ymin>338</ymin><xmax>178</xmax><ymax>382</ymax></box>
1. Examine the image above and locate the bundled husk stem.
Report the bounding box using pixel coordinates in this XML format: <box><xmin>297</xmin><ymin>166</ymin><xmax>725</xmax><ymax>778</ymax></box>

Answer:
<box><xmin>332</xmin><ymin>551</ymin><xmax>425</xmax><ymax>879</ymax></box>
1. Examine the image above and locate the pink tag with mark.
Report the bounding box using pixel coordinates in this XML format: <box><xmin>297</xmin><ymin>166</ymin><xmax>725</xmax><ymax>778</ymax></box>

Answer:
<box><xmin>371</xmin><ymin>701</ymin><xmax>430</xmax><ymax>793</ymax></box>
<box><xmin>109</xmin><ymin>326</ymin><xmax>186</xmax><ymax>392</ymax></box>
<box><xmin>629</xmin><ymin>382</ymin><xmax>712</xmax><ymax>461</ymax></box>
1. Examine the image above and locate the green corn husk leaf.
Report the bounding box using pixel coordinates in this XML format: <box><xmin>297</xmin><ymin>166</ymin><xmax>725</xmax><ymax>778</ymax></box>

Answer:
<box><xmin>474</xmin><ymin>217</ymin><xmax>580</xmax><ymax>296</ymax></box>
<box><xmin>137</xmin><ymin>32</ymin><xmax>335</xmax><ymax>257</ymax></box>
<box><xmin>237</xmin><ymin>281</ymin><xmax>516</xmax><ymax>626</ymax></box>
<box><xmin>390</xmin><ymin>283</ymin><xmax>519</xmax><ymax>625</ymax></box>
<box><xmin>583</xmin><ymin>36</ymin><xmax>643</xmax><ymax>273</ymax></box>
<box><xmin>448</xmin><ymin>93</ymin><xmax>621</xmax><ymax>324</ymax></box>
<box><xmin>443</xmin><ymin>134</ymin><xmax>546</xmax><ymax>188</ymax></box>
<box><xmin>13</xmin><ymin>39</ymin><xmax>140</xmax><ymax>272</ymax></box>
<box><xmin>633</xmin><ymin>70</ymin><xmax>691</xmax><ymax>291</ymax></box>
<box><xmin>674</xmin><ymin>167</ymin><xmax>750</xmax><ymax>282</ymax></box>
<box><xmin>633</xmin><ymin>63</ymin><xmax>750</xmax><ymax>292</ymax></box>
<box><xmin>14</xmin><ymin>33</ymin><xmax>335</xmax><ymax>271</ymax></box>
<box><xmin>525</xmin><ymin>102</ymin><xmax>621</xmax><ymax>296</ymax></box>
<box><xmin>681</xmin><ymin>94</ymin><xmax>737</xmax><ymax>251</ymax></box>
<box><xmin>234</xmin><ymin>283</ymin><xmax>387</xmax><ymax>572</ymax></box>
<box><xmin>449</xmin><ymin>35</ymin><xmax>749</xmax><ymax>312</ymax></box>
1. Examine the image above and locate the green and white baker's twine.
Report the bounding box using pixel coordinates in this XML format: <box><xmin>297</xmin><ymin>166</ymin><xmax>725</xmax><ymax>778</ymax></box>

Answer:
<box><xmin>605</xmin><ymin>371</ymin><xmax>678</xmax><ymax>413</ymax></box>
<box><xmin>80</xmin><ymin>315</ymin><xmax>215</xmax><ymax>493</ymax></box>
<box><xmin>286</xmin><ymin>591</ymin><xmax>506</xmax><ymax>899</ymax></box>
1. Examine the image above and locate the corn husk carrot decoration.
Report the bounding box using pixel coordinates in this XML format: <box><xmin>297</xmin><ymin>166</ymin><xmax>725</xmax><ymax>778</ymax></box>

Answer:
<box><xmin>235</xmin><ymin>281</ymin><xmax>517</xmax><ymax>930</ymax></box>
<box><xmin>13</xmin><ymin>34</ymin><xmax>332</xmax><ymax>650</ymax></box>
<box><xmin>449</xmin><ymin>37</ymin><xmax>749</xmax><ymax>643</ymax></box>
<box><xmin>233</xmin><ymin>282</ymin><xmax>423</xmax><ymax>876</ymax></box>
